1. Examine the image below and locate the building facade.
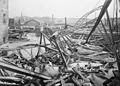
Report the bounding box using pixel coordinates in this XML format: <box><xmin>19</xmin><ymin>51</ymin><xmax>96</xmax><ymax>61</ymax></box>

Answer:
<box><xmin>0</xmin><ymin>0</ymin><xmax>8</xmax><ymax>44</ymax></box>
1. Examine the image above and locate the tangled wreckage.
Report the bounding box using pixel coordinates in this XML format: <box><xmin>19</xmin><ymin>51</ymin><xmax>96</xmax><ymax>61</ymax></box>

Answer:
<box><xmin>0</xmin><ymin>0</ymin><xmax>120</xmax><ymax>86</ymax></box>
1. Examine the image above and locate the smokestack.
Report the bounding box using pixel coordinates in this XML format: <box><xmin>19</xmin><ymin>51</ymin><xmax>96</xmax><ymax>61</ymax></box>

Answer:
<box><xmin>52</xmin><ymin>14</ymin><xmax>54</xmax><ymax>25</ymax></box>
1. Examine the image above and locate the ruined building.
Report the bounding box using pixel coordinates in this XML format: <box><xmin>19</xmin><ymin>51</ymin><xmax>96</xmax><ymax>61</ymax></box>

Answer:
<box><xmin>0</xmin><ymin>0</ymin><xmax>8</xmax><ymax>44</ymax></box>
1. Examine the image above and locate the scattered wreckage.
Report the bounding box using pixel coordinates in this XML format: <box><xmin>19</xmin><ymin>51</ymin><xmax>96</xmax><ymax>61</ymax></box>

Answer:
<box><xmin>0</xmin><ymin>30</ymin><xmax>117</xmax><ymax>86</ymax></box>
<box><xmin>0</xmin><ymin>0</ymin><xmax>120</xmax><ymax>86</ymax></box>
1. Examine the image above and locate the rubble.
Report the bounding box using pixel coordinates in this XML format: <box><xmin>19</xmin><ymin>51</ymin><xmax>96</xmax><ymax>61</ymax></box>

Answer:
<box><xmin>0</xmin><ymin>0</ymin><xmax>120</xmax><ymax>86</ymax></box>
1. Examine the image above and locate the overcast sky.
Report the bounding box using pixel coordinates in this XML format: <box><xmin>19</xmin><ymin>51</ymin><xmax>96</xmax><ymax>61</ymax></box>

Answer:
<box><xmin>9</xmin><ymin>0</ymin><xmax>110</xmax><ymax>18</ymax></box>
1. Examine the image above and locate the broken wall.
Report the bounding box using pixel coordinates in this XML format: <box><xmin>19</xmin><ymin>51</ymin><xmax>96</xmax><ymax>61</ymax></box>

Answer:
<box><xmin>0</xmin><ymin>0</ymin><xmax>8</xmax><ymax>44</ymax></box>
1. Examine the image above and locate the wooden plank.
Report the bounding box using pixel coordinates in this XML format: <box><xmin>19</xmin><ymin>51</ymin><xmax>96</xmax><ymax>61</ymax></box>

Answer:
<box><xmin>0</xmin><ymin>61</ymin><xmax>51</xmax><ymax>80</ymax></box>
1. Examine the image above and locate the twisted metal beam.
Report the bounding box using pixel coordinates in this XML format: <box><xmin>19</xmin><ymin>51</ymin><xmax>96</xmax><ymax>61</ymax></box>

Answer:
<box><xmin>74</xmin><ymin>5</ymin><xmax>103</xmax><ymax>29</ymax></box>
<box><xmin>85</xmin><ymin>0</ymin><xmax>112</xmax><ymax>43</ymax></box>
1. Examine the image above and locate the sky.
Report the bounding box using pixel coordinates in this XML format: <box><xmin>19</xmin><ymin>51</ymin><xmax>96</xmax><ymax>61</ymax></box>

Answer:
<box><xmin>9</xmin><ymin>0</ymin><xmax>109</xmax><ymax>18</ymax></box>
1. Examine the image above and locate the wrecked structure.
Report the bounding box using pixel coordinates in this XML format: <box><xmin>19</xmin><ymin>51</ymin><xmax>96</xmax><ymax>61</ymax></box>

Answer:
<box><xmin>0</xmin><ymin>0</ymin><xmax>119</xmax><ymax>86</ymax></box>
<box><xmin>0</xmin><ymin>0</ymin><xmax>8</xmax><ymax>44</ymax></box>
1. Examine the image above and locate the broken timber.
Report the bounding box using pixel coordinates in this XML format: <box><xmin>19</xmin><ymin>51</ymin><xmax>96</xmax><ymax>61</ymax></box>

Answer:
<box><xmin>0</xmin><ymin>61</ymin><xmax>51</xmax><ymax>80</ymax></box>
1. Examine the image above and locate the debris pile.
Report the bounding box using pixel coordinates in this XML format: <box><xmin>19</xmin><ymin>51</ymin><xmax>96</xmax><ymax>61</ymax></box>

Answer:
<box><xmin>0</xmin><ymin>0</ymin><xmax>120</xmax><ymax>86</ymax></box>
<box><xmin>0</xmin><ymin>30</ymin><xmax>118</xmax><ymax>86</ymax></box>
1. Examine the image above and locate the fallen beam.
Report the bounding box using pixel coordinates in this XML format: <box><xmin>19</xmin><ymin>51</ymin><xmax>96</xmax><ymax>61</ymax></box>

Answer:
<box><xmin>0</xmin><ymin>61</ymin><xmax>51</xmax><ymax>80</ymax></box>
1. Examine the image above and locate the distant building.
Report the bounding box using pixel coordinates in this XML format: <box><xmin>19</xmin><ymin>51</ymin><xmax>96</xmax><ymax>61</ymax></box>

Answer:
<box><xmin>23</xmin><ymin>19</ymin><xmax>40</xmax><ymax>30</ymax></box>
<box><xmin>0</xmin><ymin>0</ymin><xmax>8</xmax><ymax>44</ymax></box>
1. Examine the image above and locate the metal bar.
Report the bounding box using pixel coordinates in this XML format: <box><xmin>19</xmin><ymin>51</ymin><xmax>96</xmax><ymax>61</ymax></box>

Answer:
<box><xmin>0</xmin><ymin>77</ymin><xmax>22</xmax><ymax>83</ymax></box>
<box><xmin>52</xmin><ymin>37</ymin><xmax>67</xmax><ymax>68</ymax></box>
<box><xmin>106</xmin><ymin>6</ymin><xmax>120</xmax><ymax>73</ymax></box>
<box><xmin>43</xmin><ymin>35</ymin><xmax>47</xmax><ymax>51</ymax></box>
<box><xmin>113</xmin><ymin>0</ymin><xmax>120</xmax><ymax>74</ymax></box>
<box><xmin>97</xmin><ymin>27</ymin><xmax>106</xmax><ymax>41</ymax></box>
<box><xmin>36</xmin><ymin>32</ymin><xmax>42</xmax><ymax>57</ymax></box>
<box><xmin>65</xmin><ymin>35</ymin><xmax>73</xmax><ymax>46</ymax></box>
<box><xmin>0</xmin><ymin>82</ymin><xmax>19</xmax><ymax>86</ymax></box>
<box><xmin>106</xmin><ymin>10</ymin><xmax>114</xmax><ymax>44</ymax></box>
<box><xmin>61</xmin><ymin>35</ymin><xmax>71</xmax><ymax>49</ymax></box>
<box><xmin>85</xmin><ymin>0</ymin><xmax>112</xmax><ymax>43</ymax></box>
<box><xmin>41</xmin><ymin>32</ymin><xmax>56</xmax><ymax>47</ymax></box>
<box><xmin>17</xmin><ymin>49</ymin><xmax>24</xmax><ymax>59</ymax></box>
<box><xmin>101</xmin><ymin>20</ymin><xmax>112</xmax><ymax>44</ymax></box>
